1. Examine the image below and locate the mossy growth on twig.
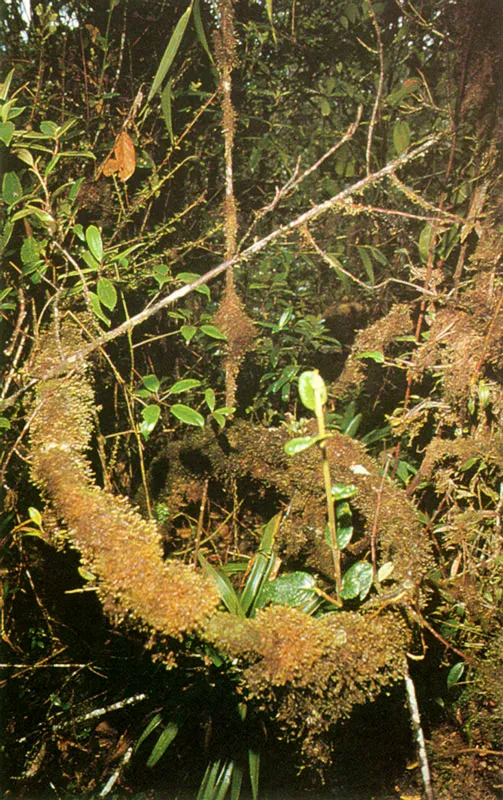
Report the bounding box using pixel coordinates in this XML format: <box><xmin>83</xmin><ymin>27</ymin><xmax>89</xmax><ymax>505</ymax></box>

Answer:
<box><xmin>28</xmin><ymin>319</ymin><xmax>429</xmax><ymax>766</ymax></box>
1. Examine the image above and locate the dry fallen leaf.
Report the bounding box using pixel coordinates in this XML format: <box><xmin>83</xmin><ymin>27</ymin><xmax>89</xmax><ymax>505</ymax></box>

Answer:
<box><xmin>102</xmin><ymin>131</ymin><xmax>136</xmax><ymax>182</ymax></box>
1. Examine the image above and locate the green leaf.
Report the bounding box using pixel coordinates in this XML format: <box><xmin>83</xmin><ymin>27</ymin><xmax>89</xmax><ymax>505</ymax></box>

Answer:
<box><xmin>447</xmin><ymin>661</ymin><xmax>465</xmax><ymax>689</ymax></box>
<box><xmin>147</xmin><ymin>721</ymin><xmax>179</xmax><ymax>768</ymax></box>
<box><xmin>89</xmin><ymin>291</ymin><xmax>110</xmax><ymax>325</ymax></box>
<box><xmin>201</xmin><ymin>324</ymin><xmax>227</xmax><ymax>340</ymax></box>
<box><xmin>140</xmin><ymin>404</ymin><xmax>161</xmax><ymax>439</ymax></box>
<box><xmin>168</xmin><ymin>378</ymin><xmax>201</xmax><ymax>394</ymax></box>
<box><xmin>180</xmin><ymin>324</ymin><xmax>197</xmax><ymax>343</ymax></box>
<box><xmin>331</xmin><ymin>483</ymin><xmax>358</xmax><ymax>501</ymax></box>
<box><xmin>199</xmin><ymin>553</ymin><xmax>242</xmax><ymax>615</ymax></box>
<box><xmin>336</xmin><ymin>500</ymin><xmax>353</xmax><ymax>548</ymax></box>
<box><xmin>240</xmin><ymin>514</ymin><xmax>279</xmax><ymax>616</ymax></box>
<box><xmin>0</xmin><ymin>417</ymin><xmax>11</xmax><ymax>430</ymax></box>
<box><xmin>97</xmin><ymin>277</ymin><xmax>117</xmax><ymax>310</ymax></box>
<box><xmin>160</xmin><ymin>80</ymin><xmax>174</xmax><ymax>142</ymax></box>
<box><xmin>212</xmin><ymin>407</ymin><xmax>235</xmax><ymax>429</ymax></box>
<box><xmin>393</xmin><ymin>120</ymin><xmax>411</xmax><ymax>154</ymax></box>
<box><xmin>284</xmin><ymin>434</ymin><xmax>325</xmax><ymax>456</ymax></box>
<box><xmin>249</xmin><ymin>749</ymin><xmax>260</xmax><ymax>800</ymax></box>
<box><xmin>377</xmin><ymin>561</ymin><xmax>394</xmax><ymax>582</ymax></box>
<box><xmin>0</xmin><ymin>121</ymin><xmax>15</xmax><ymax>146</ymax></box>
<box><xmin>15</xmin><ymin>148</ymin><xmax>34</xmax><ymax>167</ymax></box>
<box><xmin>148</xmin><ymin>3</ymin><xmax>193</xmax><ymax>102</ymax></box>
<box><xmin>40</xmin><ymin>120</ymin><xmax>58</xmax><ymax>137</ymax></box>
<box><xmin>152</xmin><ymin>263</ymin><xmax>171</xmax><ymax>287</ymax></box>
<box><xmin>20</xmin><ymin>237</ymin><xmax>40</xmax><ymax>266</ymax></box>
<box><xmin>141</xmin><ymin>374</ymin><xmax>160</xmax><ymax>394</ymax></box>
<box><xmin>2</xmin><ymin>171</ymin><xmax>23</xmax><ymax>204</ymax></box>
<box><xmin>193</xmin><ymin>0</ymin><xmax>215</xmax><ymax>64</ymax></box>
<box><xmin>418</xmin><ymin>222</ymin><xmax>434</xmax><ymax>263</ymax></box>
<box><xmin>205</xmin><ymin>388</ymin><xmax>216</xmax><ymax>411</ymax></box>
<box><xmin>0</xmin><ymin>69</ymin><xmax>15</xmax><ymax>101</ymax></box>
<box><xmin>170</xmin><ymin>403</ymin><xmax>205</xmax><ymax>428</ymax></box>
<box><xmin>28</xmin><ymin>507</ymin><xmax>42</xmax><ymax>527</ymax></box>
<box><xmin>340</xmin><ymin>561</ymin><xmax>373</xmax><ymax>601</ymax></box>
<box><xmin>355</xmin><ymin>350</ymin><xmax>384</xmax><ymax>363</ymax></box>
<box><xmin>298</xmin><ymin>370</ymin><xmax>327</xmax><ymax>411</ymax></box>
<box><xmin>357</xmin><ymin>245</ymin><xmax>374</xmax><ymax>284</ymax></box>
<box><xmin>86</xmin><ymin>225</ymin><xmax>103</xmax><ymax>263</ymax></box>
<box><xmin>134</xmin><ymin>713</ymin><xmax>162</xmax><ymax>753</ymax></box>
<box><xmin>259</xmin><ymin>571</ymin><xmax>318</xmax><ymax>611</ymax></box>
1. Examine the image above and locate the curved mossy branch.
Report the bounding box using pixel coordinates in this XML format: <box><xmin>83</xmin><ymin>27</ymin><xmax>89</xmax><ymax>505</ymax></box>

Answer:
<box><xmin>29</xmin><ymin>324</ymin><xmax>220</xmax><ymax>638</ymax></box>
<box><xmin>29</xmin><ymin>321</ymin><xmax>417</xmax><ymax>756</ymax></box>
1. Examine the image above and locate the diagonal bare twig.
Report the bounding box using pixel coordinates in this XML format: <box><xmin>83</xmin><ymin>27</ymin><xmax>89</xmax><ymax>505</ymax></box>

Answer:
<box><xmin>0</xmin><ymin>132</ymin><xmax>444</xmax><ymax>412</ymax></box>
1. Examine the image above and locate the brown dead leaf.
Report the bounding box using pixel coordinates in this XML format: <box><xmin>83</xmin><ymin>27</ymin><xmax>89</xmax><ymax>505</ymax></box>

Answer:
<box><xmin>102</xmin><ymin>131</ymin><xmax>136</xmax><ymax>182</ymax></box>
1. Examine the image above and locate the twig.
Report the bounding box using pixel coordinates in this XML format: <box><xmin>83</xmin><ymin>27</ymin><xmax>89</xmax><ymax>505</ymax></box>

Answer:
<box><xmin>303</xmin><ymin>226</ymin><xmax>437</xmax><ymax>296</ymax></box>
<box><xmin>240</xmin><ymin>105</ymin><xmax>363</xmax><ymax>246</ymax></box>
<box><xmin>403</xmin><ymin>657</ymin><xmax>434</xmax><ymax>800</ymax></box>
<box><xmin>364</xmin><ymin>0</ymin><xmax>384</xmax><ymax>175</ymax></box>
<box><xmin>0</xmin><ymin>132</ymin><xmax>443</xmax><ymax>412</ymax></box>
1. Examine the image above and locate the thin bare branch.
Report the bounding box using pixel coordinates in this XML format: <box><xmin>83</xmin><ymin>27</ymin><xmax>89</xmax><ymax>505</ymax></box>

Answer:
<box><xmin>0</xmin><ymin>132</ymin><xmax>443</xmax><ymax>412</ymax></box>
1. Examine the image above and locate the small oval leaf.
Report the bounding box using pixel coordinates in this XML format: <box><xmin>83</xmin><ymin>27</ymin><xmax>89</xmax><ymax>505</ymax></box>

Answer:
<box><xmin>97</xmin><ymin>277</ymin><xmax>117</xmax><ymax>310</ymax></box>
<box><xmin>141</xmin><ymin>374</ymin><xmax>160</xmax><ymax>394</ymax></box>
<box><xmin>200</xmin><ymin>324</ymin><xmax>227</xmax><ymax>340</ymax></box>
<box><xmin>86</xmin><ymin>225</ymin><xmax>103</xmax><ymax>263</ymax></box>
<box><xmin>340</xmin><ymin>561</ymin><xmax>373</xmax><ymax>601</ymax></box>
<box><xmin>298</xmin><ymin>370</ymin><xmax>327</xmax><ymax>411</ymax></box>
<box><xmin>170</xmin><ymin>404</ymin><xmax>205</xmax><ymax>428</ymax></box>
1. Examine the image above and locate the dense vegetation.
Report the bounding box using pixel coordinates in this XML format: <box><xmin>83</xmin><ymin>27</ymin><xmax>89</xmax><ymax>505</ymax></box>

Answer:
<box><xmin>1</xmin><ymin>0</ymin><xmax>502</xmax><ymax>797</ymax></box>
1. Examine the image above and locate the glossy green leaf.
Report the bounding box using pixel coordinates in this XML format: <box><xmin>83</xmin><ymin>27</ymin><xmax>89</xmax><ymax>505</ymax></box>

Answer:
<box><xmin>140</xmin><ymin>404</ymin><xmax>161</xmax><ymax>439</ymax></box>
<box><xmin>141</xmin><ymin>374</ymin><xmax>160</xmax><ymax>394</ymax></box>
<box><xmin>259</xmin><ymin>571</ymin><xmax>318</xmax><ymax>611</ymax></box>
<box><xmin>97</xmin><ymin>277</ymin><xmax>117</xmax><ymax>310</ymax></box>
<box><xmin>148</xmin><ymin>3</ymin><xmax>193</xmax><ymax>101</ymax></box>
<box><xmin>147</xmin><ymin>721</ymin><xmax>179</xmax><ymax>767</ymax></box>
<box><xmin>28</xmin><ymin>507</ymin><xmax>42</xmax><ymax>527</ymax></box>
<box><xmin>205</xmin><ymin>388</ymin><xmax>216</xmax><ymax>411</ymax></box>
<box><xmin>284</xmin><ymin>434</ymin><xmax>325</xmax><ymax>456</ymax></box>
<box><xmin>86</xmin><ymin>225</ymin><xmax>103</xmax><ymax>263</ymax></box>
<box><xmin>201</xmin><ymin>324</ymin><xmax>227</xmax><ymax>340</ymax></box>
<box><xmin>0</xmin><ymin>417</ymin><xmax>11</xmax><ymax>430</ymax></box>
<box><xmin>331</xmin><ymin>483</ymin><xmax>358</xmax><ymax>501</ymax></box>
<box><xmin>2</xmin><ymin>171</ymin><xmax>23</xmax><ymax>204</ymax></box>
<box><xmin>298</xmin><ymin>370</ymin><xmax>327</xmax><ymax>411</ymax></box>
<box><xmin>393</xmin><ymin>120</ymin><xmax>411</xmax><ymax>154</ymax></box>
<box><xmin>447</xmin><ymin>661</ymin><xmax>465</xmax><ymax>689</ymax></box>
<box><xmin>15</xmin><ymin>148</ymin><xmax>34</xmax><ymax>167</ymax></box>
<box><xmin>340</xmin><ymin>561</ymin><xmax>373</xmax><ymax>601</ymax></box>
<box><xmin>199</xmin><ymin>553</ymin><xmax>242</xmax><ymax>615</ymax></box>
<box><xmin>89</xmin><ymin>291</ymin><xmax>110</xmax><ymax>325</ymax></box>
<box><xmin>168</xmin><ymin>378</ymin><xmax>201</xmax><ymax>394</ymax></box>
<box><xmin>170</xmin><ymin>403</ymin><xmax>204</xmax><ymax>428</ymax></box>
